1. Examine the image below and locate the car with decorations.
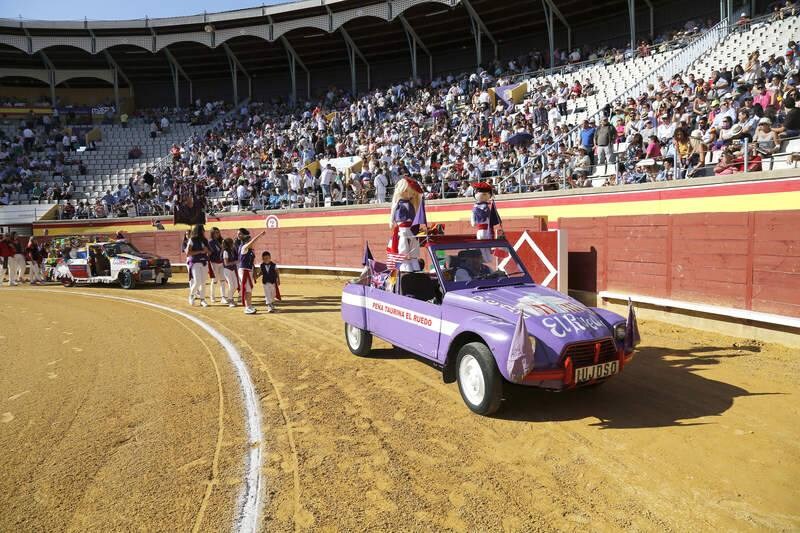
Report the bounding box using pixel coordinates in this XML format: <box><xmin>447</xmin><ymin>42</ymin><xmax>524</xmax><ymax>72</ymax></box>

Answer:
<box><xmin>53</xmin><ymin>238</ymin><xmax>172</xmax><ymax>289</ymax></box>
<box><xmin>341</xmin><ymin>235</ymin><xmax>638</xmax><ymax>415</ymax></box>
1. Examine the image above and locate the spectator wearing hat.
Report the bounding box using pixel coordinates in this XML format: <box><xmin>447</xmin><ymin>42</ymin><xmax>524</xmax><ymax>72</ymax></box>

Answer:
<box><xmin>754</xmin><ymin>117</ymin><xmax>780</xmax><ymax>155</ymax></box>
<box><xmin>686</xmin><ymin>129</ymin><xmax>708</xmax><ymax>177</ymax></box>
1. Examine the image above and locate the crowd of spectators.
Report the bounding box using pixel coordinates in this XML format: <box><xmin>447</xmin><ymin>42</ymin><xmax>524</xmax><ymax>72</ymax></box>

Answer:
<box><xmin>497</xmin><ymin>35</ymin><xmax>800</xmax><ymax>192</ymax></box>
<box><xmin>0</xmin><ymin>114</ymin><xmax>89</xmax><ymax>206</ymax></box>
<box><xmin>2</xmin><ymin>7</ymin><xmax>798</xmax><ymax>220</ymax></box>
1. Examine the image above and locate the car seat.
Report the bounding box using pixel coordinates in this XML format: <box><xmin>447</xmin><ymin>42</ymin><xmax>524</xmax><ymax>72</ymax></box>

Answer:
<box><xmin>400</xmin><ymin>272</ymin><xmax>440</xmax><ymax>303</ymax></box>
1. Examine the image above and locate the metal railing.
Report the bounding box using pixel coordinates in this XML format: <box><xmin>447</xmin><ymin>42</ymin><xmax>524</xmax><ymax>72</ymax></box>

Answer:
<box><xmin>496</xmin><ymin>17</ymin><xmax>732</xmax><ymax>193</ymax></box>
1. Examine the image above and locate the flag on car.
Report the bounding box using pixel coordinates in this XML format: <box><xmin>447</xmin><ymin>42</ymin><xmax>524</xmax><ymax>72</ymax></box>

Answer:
<box><xmin>624</xmin><ymin>297</ymin><xmax>641</xmax><ymax>352</ymax></box>
<box><xmin>489</xmin><ymin>200</ymin><xmax>502</xmax><ymax>232</ymax></box>
<box><xmin>386</xmin><ymin>252</ymin><xmax>408</xmax><ymax>271</ymax></box>
<box><xmin>368</xmin><ymin>259</ymin><xmax>389</xmax><ymax>287</ymax></box>
<box><xmin>362</xmin><ymin>241</ymin><xmax>374</xmax><ymax>266</ymax></box>
<box><xmin>410</xmin><ymin>197</ymin><xmax>427</xmax><ymax>234</ymax></box>
<box><xmin>507</xmin><ymin>313</ymin><xmax>535</xmax><ymax>381</ymax></box>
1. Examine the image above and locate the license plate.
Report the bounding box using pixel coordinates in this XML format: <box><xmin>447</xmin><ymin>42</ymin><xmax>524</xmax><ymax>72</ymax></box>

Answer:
<box><xmin>575</xmin><ymin>361</ymin><xmax>619</xmax><ymax>383</ymax></box>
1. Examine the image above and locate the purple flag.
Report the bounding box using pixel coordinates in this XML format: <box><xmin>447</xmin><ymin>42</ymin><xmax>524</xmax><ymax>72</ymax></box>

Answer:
<box><xmin>624</xmin><ymin>298</ymin><xmax>641</xmax><ymax>352</ymax></box>
<box><xmin>489</xmin><ymin>200</ymin><xmax>502</xmax><ymax>231</ymax></box>
<box><xmin>507</xmin><ymin>313</ymin><xmax>535</xmax><ymax>381</ymax></box>
<box><xmin>362</xmin><ymin>241</ymin><xmax>374</xmax><ymax>266</ymax></box>
<box><xmin>410</xmin><ymin>198</ymin><xmax>427</xmax><ymax>234</ymax></box>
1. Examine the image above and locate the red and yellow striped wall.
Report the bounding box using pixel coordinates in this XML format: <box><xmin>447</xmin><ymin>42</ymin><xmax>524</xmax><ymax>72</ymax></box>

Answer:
<box><xmin>33</xmin><ymin>174</ymin><xmax>800</xmax><ymax>238</ymax></box>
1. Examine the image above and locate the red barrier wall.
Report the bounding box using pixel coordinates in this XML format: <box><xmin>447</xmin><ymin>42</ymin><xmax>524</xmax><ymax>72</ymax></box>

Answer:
<box><xmin>123</xmin><ymin>216</ymin><xmax>548</xmax><ymax>268</ymax></box>
<box><xmin>560</xmin><ymin>210</ymin><xmax>800</xmax><ymax>318</ymax></box>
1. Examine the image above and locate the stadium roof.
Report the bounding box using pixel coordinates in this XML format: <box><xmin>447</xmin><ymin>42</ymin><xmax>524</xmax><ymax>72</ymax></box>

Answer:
<box><xmin>0</xmin><ymin>0</ymin><xmax>710</xmax><ymax>89</ymax></box>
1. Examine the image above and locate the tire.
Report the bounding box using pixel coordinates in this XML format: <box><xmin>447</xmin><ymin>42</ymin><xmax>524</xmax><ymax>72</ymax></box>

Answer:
<box><xmin>456</xmin><ymin>342</ymin><xmax>503</xmax><ymax>416</ymax></box>
<box><xmin>344</xmin><ymin>323</ymin><xmax>372</xmax><ymax>357</ymax></box>
<box><xmin>118</xmin><ymin>270</ymin><xmax>136</xmax><ymax>290</ymax></box>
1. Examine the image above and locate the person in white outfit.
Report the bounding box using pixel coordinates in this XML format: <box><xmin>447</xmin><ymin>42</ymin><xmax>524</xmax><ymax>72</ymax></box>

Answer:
<box><xmin>10</xmin><ymin>232</ymin><xmax>25</xmax><ymax>284</ymax></box>
<box><xmin>185</xmin><ymin>224</ymin><xmax>210</xmax><ymax>307</ymax></box>
<box><xmin>25</xmin><ymin>237</ymin><xmax>43</xmax><ymax>285</ymax></box>
<box><xmin>255</xmin><ymin>251</ymin><xmax>280</xmax><ymax>312</ymax></box>
<box><xmin>221</xmin><ymin>238</ymin><xmax>239</xmax><ymax>307</ymax></box>
<box><xmin>207</xmin><ymin>227</ymin><xmax>226</xmax><ymax>303</ymax></box>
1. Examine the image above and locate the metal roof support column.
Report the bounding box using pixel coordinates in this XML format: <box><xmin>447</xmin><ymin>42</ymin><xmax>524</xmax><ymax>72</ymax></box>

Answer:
<box><xmin>541</xmin><ymin>0</ymin><xmax>572</xmax><ymax>59</ymax></box>
<box><xmin>90</xmin><ymin>28</ymin><xmax>134</xmax><ymax>106</ymax></box>
<box><xmin>163</xmin><ymin>47</ymin><xmax>192</xmax><ymax>109</ymax></box>
<box><xmin>399</xmin><ymin>14</ymin><xmax>432</xmax><ymax>83</ymax></box>
<box><xmin>227</xmin><ymin>55</ymin><xmax>238</xmax><ymax>106</ymax></box>
<box><xmin>642</xmin><ymin>0</ymin><xmax>654</xmax><ymax>38</ymax></box>
<box><xmin>34</xmin><ymin>47</ymin><xmax>57</xmax><ymax>106</ymax></box>
<box><xmin>541</xmin><ymin>0</ymin><xmax>555</xmax><ymax>69</ymax></box>
<box><xmin>462</xmin><ymin>0</ymin><xmax>498</xmax><ymax>64</ymax></box>
<box><xmin>278</xmin><ymin>35</ymin><xmax>310</xmax><ymax>103</ymax></box>
<box><xmin>112</xmin><ymin>68</ymin><xmax>119</xmax><ymax>116</ymax></box>
<box><xmin>223</xmin><ymin>43</ymin><xmax>252</xmax><ymax>104</ymax></box>
<box><xmin>628</xmin><ymin>0</ymin><xmax>636</xmax><ymax>50</ymax></box>
<box><xmin>339</xmin><ymin>26</ymin><xmax>370</xmax><ymax>94</ymax></box>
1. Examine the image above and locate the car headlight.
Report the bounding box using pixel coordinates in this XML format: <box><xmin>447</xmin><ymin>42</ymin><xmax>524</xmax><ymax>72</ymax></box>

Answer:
<box><xmin>614</xmin><ymin>323</ymin><xmax>626</xmax><ymax>341</ymax></box>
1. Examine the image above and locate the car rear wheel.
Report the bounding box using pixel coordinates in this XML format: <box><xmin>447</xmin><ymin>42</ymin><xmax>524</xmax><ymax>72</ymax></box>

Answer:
<box><xmin>118</xmin><ymin>270</ymin><xmax>136</xmax><ymax>290</ymax></box>
<box><xmin>344</xmin><ymin>323</ymin><xmax>372</xmax><ymax>357</ymax></box>
<box><xmin>456</xmin><ymin>342</ymin><xmax>503</xmax><ymax>416</ymax></box>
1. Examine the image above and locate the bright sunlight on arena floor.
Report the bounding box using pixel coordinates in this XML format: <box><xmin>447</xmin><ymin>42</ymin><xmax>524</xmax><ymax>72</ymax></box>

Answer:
<box><xmin>0</xmin><ymin>274</ymin><xmax>798</xmax><ymax>531</ymax></box>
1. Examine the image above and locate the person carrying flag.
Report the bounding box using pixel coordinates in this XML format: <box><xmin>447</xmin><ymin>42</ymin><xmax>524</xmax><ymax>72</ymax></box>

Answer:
<box><xmin>238</xmin><ymin>229</ymin><xmax>265</xmax><ymax>315</ymax></box>
<box><xmin>471</xmin><ymin>182</ymin><xmax>503</xmax><ymax>261</ymax></box>
<box><xmin>471</xmin><ymin>182</ymin><xmax>502</xmax><ymax>240</ymax></box>
<box><xmin>387</xmin><ymin>177</ymin><xmax>426</xmax><ymax>273</ymax></box>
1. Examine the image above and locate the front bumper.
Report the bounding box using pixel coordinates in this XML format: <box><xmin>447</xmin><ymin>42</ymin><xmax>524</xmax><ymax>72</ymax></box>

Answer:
<box><xmin>521</xmin><ymin>349</ymin><xmax>635</xmax><ymax>389</ymax></box>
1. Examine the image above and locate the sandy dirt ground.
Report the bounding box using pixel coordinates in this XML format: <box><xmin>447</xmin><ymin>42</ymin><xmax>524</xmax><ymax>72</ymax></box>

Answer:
<box><xmin>1</xmin><ymin>274</ymin><xmax>798</xmax><ymax>532</ymax></box>
<box><xmin>0</xmin><ymin>290</ymin><xmax>246</xmax><ymax>532</ymax></box>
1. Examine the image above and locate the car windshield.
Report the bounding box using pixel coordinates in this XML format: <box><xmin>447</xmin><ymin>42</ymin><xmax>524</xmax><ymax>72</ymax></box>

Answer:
<box><xmin>105</xmin><ymin>243</ymin><xmax>140</xmax><ymax>256</ymax></box>
<box><xmin>431</xmin><ymin>242</ymin><xmax>532</xmax><ymax>290</ymax></box>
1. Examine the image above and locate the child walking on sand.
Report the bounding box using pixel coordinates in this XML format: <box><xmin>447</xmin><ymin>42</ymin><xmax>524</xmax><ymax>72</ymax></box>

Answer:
<box><xmin>238</xmin><ymin>229</ymin><xmax>265</xmax><ymax>315</ymax></box>
<box><xmin>255</xmin><ymin>251</ymin><xmax>280</xmax><ymax>313</ymax></box>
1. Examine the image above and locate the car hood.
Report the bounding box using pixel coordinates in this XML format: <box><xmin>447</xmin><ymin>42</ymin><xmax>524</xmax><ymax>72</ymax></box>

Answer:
<box><xmin>444</xmin><ymin>284</ymin><xmax>615</xmax><ymax>346</ymax></box>
<box><xmin>115</xmin><ymin>253</ymin><xmax>144</xmax><ymax>262</ymax></box>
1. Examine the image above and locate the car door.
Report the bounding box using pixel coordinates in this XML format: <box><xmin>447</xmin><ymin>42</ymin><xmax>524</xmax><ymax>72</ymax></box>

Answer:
<box><xmin>365</xmin><ymin>286</ymin><xmax>442</xmax><ymax>361</ymax></box>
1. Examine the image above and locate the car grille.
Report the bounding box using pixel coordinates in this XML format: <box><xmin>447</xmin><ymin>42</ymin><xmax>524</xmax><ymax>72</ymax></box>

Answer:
<box><xmin>561</xmin><ymin>339</ymin><xmax>617</xmax><ymax>368</ymax></box>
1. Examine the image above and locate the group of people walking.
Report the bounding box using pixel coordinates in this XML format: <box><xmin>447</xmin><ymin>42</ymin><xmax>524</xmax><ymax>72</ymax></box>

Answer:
<box><xmin>184</xmin><ymin>225</ymin><xmax>280</xmax><ymax>315</ymax></box>
<box><xmin>0</xmin><ymin>233</ymin><xmax>46</xmax><ymax>286</ymax></box>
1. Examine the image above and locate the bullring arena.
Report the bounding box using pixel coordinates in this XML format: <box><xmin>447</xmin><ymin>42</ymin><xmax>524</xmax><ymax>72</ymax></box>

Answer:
<box><xmin>2</xmin><ymin>0</ymin><xmax>800</xmax><ymax>531</ymax></box>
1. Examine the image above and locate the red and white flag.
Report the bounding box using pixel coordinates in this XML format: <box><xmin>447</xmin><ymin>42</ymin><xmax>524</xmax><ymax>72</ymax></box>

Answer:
<box><xmin>386</xmin><ymin>252</ymin><xmax>408</xmax><ymax>271</ymax></box>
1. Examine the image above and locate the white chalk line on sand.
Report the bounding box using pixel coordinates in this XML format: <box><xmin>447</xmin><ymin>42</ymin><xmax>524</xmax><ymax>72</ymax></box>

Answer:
<box><xmin>19</xmin><ymin>289</ymin><xmax>263</xmax><ymax>533</ymax></box>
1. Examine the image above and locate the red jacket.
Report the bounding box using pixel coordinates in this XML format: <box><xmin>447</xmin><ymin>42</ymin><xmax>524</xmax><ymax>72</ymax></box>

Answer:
<box><xmin>0</xmin><ymin>241</ymin><xmax>14</xmax><ymax>258</ymax></box>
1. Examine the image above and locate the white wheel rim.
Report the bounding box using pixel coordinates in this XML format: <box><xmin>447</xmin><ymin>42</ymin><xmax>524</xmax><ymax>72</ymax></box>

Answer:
<box><xmin>459</xmin><ymin>354</ymin><xmax>486</xmax><ymax>406</ymax></box>
<box><xmin>346</xmin><ymin>324</ymin><xmax>361</xmax><ymax>348</ymax></box>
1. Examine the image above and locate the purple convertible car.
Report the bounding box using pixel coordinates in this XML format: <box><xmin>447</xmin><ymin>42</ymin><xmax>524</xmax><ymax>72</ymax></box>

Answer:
<box><xmin>341</xmin><ymin>235</ymin><xmax>637</xmax><ymax>415</ymax></box>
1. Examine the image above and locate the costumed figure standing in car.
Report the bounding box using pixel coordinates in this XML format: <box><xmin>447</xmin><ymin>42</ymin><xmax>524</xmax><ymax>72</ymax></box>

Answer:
<box><xmin>471</xmin><ymin>181</ymin><xmax>503</xmax><ymax>261</ymax></box>
<box><xmin>388</xmin><ymin>177</ymin><xmax>424</xmax><ymax>272</ymax></box>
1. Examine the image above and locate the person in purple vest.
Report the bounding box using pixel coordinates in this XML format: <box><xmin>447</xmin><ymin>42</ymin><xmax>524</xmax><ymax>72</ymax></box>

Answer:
<box><xmin>207</xmin><ymin>227</ymin><xmax>226</xmax><ymax>303</ymax></box>
<box><xmin>471</xmin><ymin>182</ymin><xmax>503</xmax><ymax>261</ymax></box>
<box><xmin>221</xmin><ymin>237</ymin><xmax>239</xmax><ymax>307</ymax></box>
<box><xmin>238</xmin><ymin>228</ymin><xmax>265</xmax><ymax>315</ymax></box>
<box><xmin>387</xmin><ymin>177</ymin><xmax>423</xmax><ymax>272</ymax></box>
<box><xmin>185</xmin><ymin>224</ymin><xmax>210</xmax><ymax>307</ymax></box>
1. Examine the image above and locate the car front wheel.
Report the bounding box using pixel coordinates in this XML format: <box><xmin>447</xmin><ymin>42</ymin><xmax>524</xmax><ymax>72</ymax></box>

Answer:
<box><xmin>456</xmin><ymin>342</ymin><xmax>503</xmax><ymax>416</ymax></box>
<box><xmin>344</xmin><ymin>323</ymin><xmax>372</xmax><ymax>357</ymax></box>
<box><xmin>118</xmin><ymin>270</ymin><xmax>136</xmax><ymax>290</ymax></box>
